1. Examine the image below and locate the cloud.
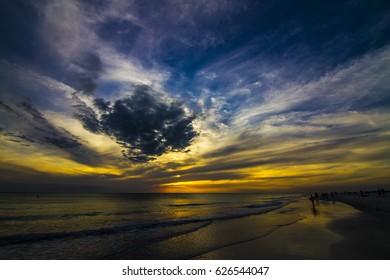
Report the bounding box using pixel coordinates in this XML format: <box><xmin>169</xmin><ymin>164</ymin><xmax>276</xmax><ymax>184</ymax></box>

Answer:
<box><xmin>100</xmin><ymin>0</ymin><xmax>242</xmax><ymax>54</ymax></box>
<box><xmin>39</xmin><ymin>0</ymin><xmax>94</xmax><ymax>59</ymax></box>
<box><xmin>98</xmin><ymin>48</ymin><xmax>169</xmax><ymax>90</ymax></box>
<box><xmin>34</xmin><ymin>0</ymin><xmax>170</xmax><ymax>97</ymax></box>
<box><xmin>72</xmin><ymin>94</ymin><xmax>101</xmax><ymax>133</ymax></box>
<box><xmin>173</xmin><ymin>43</ymin><xmax>390</xmax><ymax>185</ymax></box>
<box><xmin>69</xmin><ymin>52</ymin><xmax>102</xmax><ymax>94</ymax></box>
<box><xmin>75</xmin><ymin>85</ymin><xmax>198</xmax><ymax>162</ymax></box>
<box><xmin>18</xmin><ymin>99</ymin><xmax>81</xmax><ymax>150</ymax></box>
<box><xmin>0</xmin><ymin>97</ymin><xmax>102</xmax><ymax>166</ymax></box>
<box><xmin>226</xmin><ymin>46</ymin><xmax>390</xmax><ymax>128</ymax></box>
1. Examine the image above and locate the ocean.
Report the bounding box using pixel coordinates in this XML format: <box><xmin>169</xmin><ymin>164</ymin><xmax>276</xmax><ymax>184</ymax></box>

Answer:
<box><xmin>0</xmin><ymin>193</ymin><xmax>303</xmax><ymax>259</ymax></box>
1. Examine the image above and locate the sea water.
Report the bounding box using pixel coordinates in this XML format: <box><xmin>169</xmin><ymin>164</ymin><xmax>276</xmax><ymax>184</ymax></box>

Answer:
<box><xmin>0</xmin><ymin>193</ymin><xmax>302</xmax><ymax>259</ymax></box>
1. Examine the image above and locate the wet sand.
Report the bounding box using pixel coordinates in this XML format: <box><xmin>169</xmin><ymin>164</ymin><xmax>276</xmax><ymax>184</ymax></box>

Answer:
<box><xmin>194</xmin><ymin>195</ymin><xmax>390</xmax><ymax>260</ymax></box>
<box><xmin>328</xmin><ymin>194</ymin><xmax>390</xmax><ymax>259</ymax></box>
<box><xmin>114</xmin><ymin>197</ymin><xmax>379</xmax><ymax>259</ymax></box>
<box><xmin>192</xmin><ymin>198</ymin><xmax>360</xmax><ymax>259</ymax></box>
<box><xmin>112</xmin><ymin>195</ymin><xmax>390</xmax><ymax>259</ymax></box>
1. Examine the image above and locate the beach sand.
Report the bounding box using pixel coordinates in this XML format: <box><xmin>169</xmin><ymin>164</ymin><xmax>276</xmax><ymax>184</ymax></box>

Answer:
<box><xmin>114</xmin><ymin>195</ymin><xmax>390</xmax><ymax>259</ymax></box>
<box><xmin>327</xmin><ymin>194</ymin><xmax>390</xmax><ymax>259</ymax></box>
<box><xmin>191</xmin><ymin>198</ymin><xmax>357</xmax><ymax>260</ymax></box>
<box><xmin>334</xmin><ymin>194</ymin><xmax>390</xmax><ymax>220</ymax></box>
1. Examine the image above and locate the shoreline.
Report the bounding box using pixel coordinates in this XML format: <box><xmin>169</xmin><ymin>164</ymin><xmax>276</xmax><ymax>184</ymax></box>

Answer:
<box><xmin>189</xmin><ymin>198</ymin><xmax>360</xmax><ymax>259</ymax></box>
<box><xmin>1</xmin><ymin>194</ymin><xmax>389</xmax><ymax>259</ymax></box>
<box><xmin>192</xmin><ymin>196</ymin><xmax>390</xmax><ymax>260</ymax></box>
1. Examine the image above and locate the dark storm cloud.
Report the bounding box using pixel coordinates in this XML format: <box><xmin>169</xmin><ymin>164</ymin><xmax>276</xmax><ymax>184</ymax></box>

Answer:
<box><xmin>93</xmin><ymin>98</ymin><xmax>110</xmax><ymax>111</ymax></box>
<box><xmin>74</xmin><ymin>86</ymin><xmax>198</xmax><ymax>162</ymax></box>
<box><xmin>101</xmin><ymin>89</ymin><xmax>197</xmax><ymax>162</ymax></box>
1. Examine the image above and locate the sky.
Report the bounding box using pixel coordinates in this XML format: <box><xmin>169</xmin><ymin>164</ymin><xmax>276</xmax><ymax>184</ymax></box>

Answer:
<box><xmin>0</xmin><ymin>0</ymin><xmax>389</xmax><ymax>193</ymax></box>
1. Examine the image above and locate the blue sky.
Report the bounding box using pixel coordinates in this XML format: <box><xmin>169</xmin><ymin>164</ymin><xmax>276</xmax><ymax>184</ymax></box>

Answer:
<box><xmin>0</xmin><ymin>0</ymin><xmax>389</xmax><ymax>192</ymax></box>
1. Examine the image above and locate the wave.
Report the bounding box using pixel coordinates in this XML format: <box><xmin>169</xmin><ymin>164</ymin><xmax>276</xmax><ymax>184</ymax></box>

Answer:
<box><xmin>105</xmin><ymin>221</ymin><xmax>213</xmax><ymax>260</ymax></box>
<box><xmin>0</xmin><ymin>217</ymin><xmax>211</xmax><ymax>246</ymax></box>
<box><xmin>0</xmin><ymin>200</ymin><xmax>289</xmax><ymax>246</ymax></box>
<box><xmin>0</xmin><ymin>210</ymin><xmax>148</xmax><ymax>222</ymax></box>
<box><xmin>244</xmin><ymin>201</ymin><xmax>283</xmax><ymax>208</ymax></box>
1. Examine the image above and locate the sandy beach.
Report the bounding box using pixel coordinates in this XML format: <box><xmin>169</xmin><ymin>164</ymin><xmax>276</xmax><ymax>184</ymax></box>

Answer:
<box><xmin>201</xmin><ymin>194</ymin><xmax>390</xmax><ymax>260</ymax></box>
<box><xmin>111</xmin><ymin>194</ymin><xmax>390</xmax><ymax>260</ymax></box>
<box><xmin>328</xmin><ymin>193</ymin><xmax>390</xmax><ymax>259</ymax></box>
<box><xmin>334</xmin><ymin>193</ymin><xmax>390</xmax><ymax>220</ymax></box>
<box><xmin>1</xmin><ymin>193</ymin><xmax>389</xmax><ymax>259</ymax></box>
<box><xmin>191</xmin><ymin>197</ymin><xmax>366</xmax><ymax>260</ymax></box>
<box><xmin>205</xmin><ymin>194</ymin><xmax>390</xmax><ymax>260</ymax></box>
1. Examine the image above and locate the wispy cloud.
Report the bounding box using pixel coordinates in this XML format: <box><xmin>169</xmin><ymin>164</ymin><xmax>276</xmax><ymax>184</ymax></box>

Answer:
<box><xmin>162</xmin><ymin>45</ymin><xmax>390</xmax><ymax>190</ymax></box>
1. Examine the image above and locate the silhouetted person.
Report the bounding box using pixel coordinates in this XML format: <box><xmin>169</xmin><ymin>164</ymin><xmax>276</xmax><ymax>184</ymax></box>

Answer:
<box><xmin>381</xmin><ymin>188</ymin><xmax>386</xmax><ymax>197</ymax></box>
<box><xmin>309</xmin><ymin>194</ymin><xmax>315</xmax><ymax>206</ymax></box>
<box><xmin>377</xmin><ymin>188</ymin><xmax>382</xmax><ymax>197</ymax></box>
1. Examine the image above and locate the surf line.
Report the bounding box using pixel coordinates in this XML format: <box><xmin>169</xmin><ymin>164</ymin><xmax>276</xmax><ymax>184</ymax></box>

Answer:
<box><xmin>105</xmin><ymin>221</ymin><xmax>213</xmax><ymax>259</ymax></box>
